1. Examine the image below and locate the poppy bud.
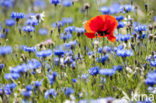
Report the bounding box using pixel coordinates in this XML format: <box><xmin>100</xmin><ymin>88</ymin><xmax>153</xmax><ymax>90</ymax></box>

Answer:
<box><xmin>134</xmin><ymin>33</ymin><xmax>137</xmax><ymax>38</ymax></box>
<box><xmin>152</xmin><ymin>51</ymin><xmax>154</xmax><ymax>57</ymax></box>
<box><xmin>131</xmin><ymin>43</ymin><xmax>135</xmax><ymax>51</ymax></box>
<box><xmin>135</xmin><ymin>5</ymin><xmax>138</xmax><ymax>10</ymax></box>
<box><xmin>131</xmin><ymin>37</ymin><xmax>134</xmax><ymax>43</ymax></box>
<box><xmin>84</xmin><ymin>3</ymin><xmax>90</xmax><ymax>10</ymax></box>
<box><xmin>149</xmin><ymin>25</ymin><xmax>153</xmax><ymax>31</ymax></box>
<box><xmin>50</xmin><ymin>30</ymin><xmax>53</xmax><ymax>36</ymax></box>
<box><xmin>145</xmin><ymin>4</ymin><xmax>148</xmax><ymax>12</ymax></box>
<box><xmin>99</xmin><ymin>84</ymin><xmax>104</xmax><ymax>89</ymax></box>
<box><xmin>149</xmin><ymin>34</ymin><xmax>154</xmax><ymax>41</ymax></box>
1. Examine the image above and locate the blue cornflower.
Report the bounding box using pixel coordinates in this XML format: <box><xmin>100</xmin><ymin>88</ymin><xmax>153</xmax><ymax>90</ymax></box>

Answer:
<box><xmin>117</xmin><ymin>21</ymin><xmax>125</xmax><ymax>29</ymax></box>
<box><xmin>100</xmin><ymin>7</ymin><xmax>110</xmax><ymax>14</ymax></box>
<box><xmin>47</xmin><ymin>72</ymin><xmax>57</xmax><ymax>84</ymax></box>
<box><xmin>47</xmin><ymin>74</ymin><xmax>55</xmax><ymax>85</ymax></box>
<box><xmin>113</xmin><ymin>65</ymin><xmax>123</xmax><ymax>71</ymax></box>
<box><xmin>120</xmin><ymin>34</ymin><xmax>131</xmax><ymax>42</ymax></box>
<box><xmin>96</xmin><ymin>54</ymin><xmax>109</xmax><ymax>63</ymax></box>
<box><xmin>114</xmin><ymin>45</ymin><xmax>124</xmax><ymax>52</ymax></box>
<box><xmin>22</xmin><ymin>45</ymin><xmax>37</xmax><ymax>53</ymax></box>
<box><xmin>75</xmin><ymin>27</ymin><xmax>85</xmax><ymax>33</ymax></box>
<box><xmin>110</xmin><ymin>3</ymin><xmax>121</xmax><ymax>14</ymax></box>
<box><xmin>61</xmin><ymin>17</ymin><xmax>73</xmax><ymax>24</ymax></box>
<box><xmin>150</xmin><ymin>60</ymin><xmax>156</xmax><ymax>67</ymax></box>
<box><xmin>98</xmin><ymin>46</ymin><xmax>113</xmax><ymax>53</ymax></box>
<box><xmin>81</xmin><ymin>73</ymin><xmax>89</xmax><ymax>80</ymax></box>
<box><xmin>88</xmin><ymin>51</ymin><xmax>93</xmax><ymax>56</ymax></box>
<box><xmin>26</xmin><ymin>85</ymin><xmax>33</xmax><ymax>91</ymax></box>
<box><xmin>0</xmin><ymin>46</ymin><xmax>12</xmax><ymax>55</ymax></box>
<box><xmin>10</xmin><ymin>64</ymin><xmax>27</xmax><ymax>73</ymax></box>
<box><xmin>54</xmin><ymin>50</ymin><xmax>65</xmax><ymax>56</ymax></box>
<box><xmin>62</xmin><ymin>0</ymin><xmax>73</xmax><ymax>7</ymax></box>
<box><xmin>50</xmin><ymin>0</ymin><xmax>61</xmax><ymax>5</ymax></box>
<box><xmin>5</xmin><ymin>19</ymin><xmax>16</xmax><ymax>27</ymax></box>
<box><xmin>64</xmin><ymin>87</ymin><xmax>74</xmax><ymax>96</ymax></box>
<box><xmin>154</xmin><ymin>16</ymin><xmax>156</xmax><ymax>22</ymax></box>
<box><xmin>116</xmin><ymin>49</ymin><xmax>133</xmax><ymax>57</ymax></box>
<box><xmin>27</xmin><ymin>59</ymin><xmax>42</xmax><ymax>69</ymax></box>
<box><xmin>64</xmin><ymin>26</ymin><xmax>75</xmax><ymax>33</ymax></box>
<box><xmin>0</xmin><ymin>0</ymin><xmax>14</xmax><ymax>9</ymax></box>
<box><xmin>45</xmin><ymin>89</ymin><xmax>57</xmax><ymax>99</ymax></box>
<box><xmin>64</xmin><ymin>41</ymin><xmax>77</xmax><ymax>49</ymax></box>
<box><xmin>34</xmin><ymin>0</ymin><xmax>46</xmax><ymax>9</ymax></box>
<box><xmin>99</xmin><ymin>69</ymin><xmax>116</xmax><ymax>76</ymax></box>
<box><xmin>116</xmin><ymin>15</ymin><xmax>124</xmax><ymax>21</ymax></box>
<box><xmin>4</xmin><ymin>73</ymin><xmax>20</xmax><ymax>80</ymax></box>
<box><xmin>124</xmin><ymin>5</ymin><xmax>133</xmax><ymax>12</ymax></box>
<box><xmin>36</xmin><ymin>49</ymin><xmax>52</xmax><ymax>58</ymax></box>
<box><xmin>11</xmin><ymin>12</ymin><xmax>24</xmax><ymax>20</ymax></box>
<box><xmin>26</xmin><ymin>19</ymin><xmax>38</xmax><ymax>26</ymax></box>
<box><xmin>4</xmin><ymin>83</ymin><xmax>16</xmax><ymax>95</ymax></box>
<box><xmin>0</xmin><ymin>25</ymin><xmax>2</xmax><ymax>31</ymax></box>
<box><xmin>34</xmin><ymin>81</ymin><xmax>42</xmax><ymax>88</ymax></box>
<box><xmin>21</xmin><ymin>91</ymin><xmax>32</xmax><ymax>97</ymax></box>
<box><xmin>72</xmin><ymin>78</ymin><xmax>77</xmax><ymax>83</ymax></box>
<box><xmin>134</xmin><ymin>25</ymin><xmax>146</xmax><ymax>32</ymax></box>
<box><xmin>145</xmin><ymin>71</ymin><xmax>156</xmax><ymax>86</ymax></box>
<box><xmin>39</xmin><ymin>28</ymin><xmax>48</xmax><ymax>35</ymax></box>
<box><xmin>23</xmin><ymin>26</ymin><xmax>35</xmax><ymax>33</ymax></box>
<box><xmin>60</xmin><ymin>32</ymin><xmax>72</xmax><ymax>40</ymax></box>
<box><xmin>88</xmin><ymin>66</ymin><xmax>99</xmax><ymax>76</ymax></box>
<box><xmin>137</xmin><ymin>33</ymin><xmax>146</xmax><ymax>39</ymax></box>
<box><xmin>0</xmin><ymin>64</ymin><xmax>4</xmax><ymax>70</ymax></box>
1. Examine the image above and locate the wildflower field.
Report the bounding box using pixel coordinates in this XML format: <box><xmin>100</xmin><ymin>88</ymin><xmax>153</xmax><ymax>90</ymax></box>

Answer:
<box><xmin>0</xmin><ymin>0</ymin><xmax>156</xmax><ymax>103</ymax></box>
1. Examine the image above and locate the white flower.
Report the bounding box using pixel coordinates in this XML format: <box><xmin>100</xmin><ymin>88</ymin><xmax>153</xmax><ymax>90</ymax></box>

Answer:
<box><xmin>31</xmin><ymin>12</ymin><xmax>45</xmax><ymax>22</ymax></box>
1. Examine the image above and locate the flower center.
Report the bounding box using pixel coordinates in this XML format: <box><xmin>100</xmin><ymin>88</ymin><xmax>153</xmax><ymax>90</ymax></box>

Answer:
<box><xmin>97</xmin><ymin>29</ymin><xmax>109</xmax><ymax>36</ymax></box>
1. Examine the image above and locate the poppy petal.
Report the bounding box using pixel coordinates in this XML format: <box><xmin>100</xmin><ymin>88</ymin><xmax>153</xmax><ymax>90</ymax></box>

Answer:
<box><xmin>85</xmin><ymin>20</ymin><xmax>95</xmax><ymax>33</ymax></box>
<box><xmin>88</xmin><ymin>16</ymin><xmax>105</xmax><ymax>32</ymax></box>
<box><xmin>85</xmin><ymin>33</ymin><xmax>96</xmax><ymax>38</ymax></box>
<box><xmin>107</xmin><ymin>33</ymin><xmax>116</xmax><ymax>42</ymax></box>
<box><xmin>101</xmin><ymin>15</ymin><xmax>118</xmax><ymax>33</ymax></box>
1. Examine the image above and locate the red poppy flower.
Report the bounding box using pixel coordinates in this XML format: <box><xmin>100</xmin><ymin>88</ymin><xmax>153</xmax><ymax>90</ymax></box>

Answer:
<box><xmin>84</xmin><ymin>15</ymin><xmax>118</xmax><ymax>42</ymax></box>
